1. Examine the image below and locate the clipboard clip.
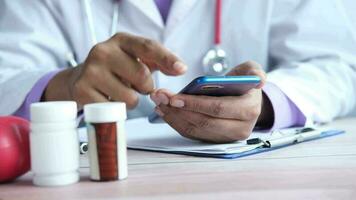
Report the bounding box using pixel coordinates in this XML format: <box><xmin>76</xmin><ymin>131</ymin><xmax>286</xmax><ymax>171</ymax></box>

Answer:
<box><xmin>246</xmin><ymin>127</ymin><xmax>316</xmax><ymax>148</ymax></box>
<box><xmin>246</xmin><ymin>138</ymin><xmax>271</xmax><ymax>147</ymax></box>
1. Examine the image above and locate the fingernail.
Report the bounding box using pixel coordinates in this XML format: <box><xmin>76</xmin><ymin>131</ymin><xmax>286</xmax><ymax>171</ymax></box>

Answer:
<box><xmin>173</xmin><ymin>61</ymin><xmax>187</xmax><ymax>72</ymax></box>
<box><xmin>170</xmin><ymin>99</ymin><xmax>184</xmax><ymax>108</ymax></box>
<box><xmin>150</xmin><ymin>93</ymin><xmax>161</xmax><ymax>105</ymax></box>
<box><xmin>157</xmin><ymin>93</ymin><xmax>169</xmax><ymax>105</ymax></box>
<box><xmin>155</xmin><ymin>107</ymin><xmax>164</xmax><ymax>117</ymax></box>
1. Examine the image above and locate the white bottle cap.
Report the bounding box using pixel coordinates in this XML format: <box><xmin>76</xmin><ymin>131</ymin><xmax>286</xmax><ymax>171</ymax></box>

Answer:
<box><xmin>84</xmin><ymin>102</ymin><xmax>127</xmax><ymax>123</ymax></box>
<box><xmin>30</xmin><ymin>101</ymin><xmax>77</xmax><ymax>123</ymax></box>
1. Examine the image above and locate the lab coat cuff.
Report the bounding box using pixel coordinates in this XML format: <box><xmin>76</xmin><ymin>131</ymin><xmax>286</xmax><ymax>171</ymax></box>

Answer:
<box><xmin>261</xmin><ymin>82</ymin><xmax>306</xmax><ymax>131</ymax></box>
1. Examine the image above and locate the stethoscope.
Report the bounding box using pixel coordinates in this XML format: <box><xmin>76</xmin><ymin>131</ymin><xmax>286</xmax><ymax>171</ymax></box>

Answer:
<box><xmin>202</xmin><ymin>0</ymin><xmax>229</xmax><ymax>75</ymax></box>
<box><xmin>67</xmin><ymin>0</ymin><xmax>228</xmax><ymax>76</ymax></box>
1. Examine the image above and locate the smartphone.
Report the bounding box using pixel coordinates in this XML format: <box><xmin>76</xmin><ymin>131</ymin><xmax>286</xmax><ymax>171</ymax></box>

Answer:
<box><xmin>148</xmin><ymin>75</ymin><xmax>261</xmax><ymax>123</ymax></box>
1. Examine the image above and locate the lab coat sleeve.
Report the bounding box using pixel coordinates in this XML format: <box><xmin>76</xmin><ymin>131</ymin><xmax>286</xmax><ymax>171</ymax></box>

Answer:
<box><xmin>267</xmin><ymin>0</ymin><xmax>356</xmax><ymax>123</ymax></box>
<box><xmin>0</xmin><ymin>0</ymin><xmax>71</xmax><ymax>115</ymax></box>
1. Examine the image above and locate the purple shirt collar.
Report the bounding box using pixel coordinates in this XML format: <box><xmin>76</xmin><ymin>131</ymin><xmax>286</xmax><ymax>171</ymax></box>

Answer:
<box><xmin>154</xmin><ymin>0</ymin><xmax>172</xmax><ymax>23</ymax></box>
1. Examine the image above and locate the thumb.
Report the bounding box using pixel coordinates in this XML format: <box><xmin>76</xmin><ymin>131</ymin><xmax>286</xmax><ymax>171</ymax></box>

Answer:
<box><xmin>226</xmin><ymin>60</ymin><xmax>266</xmax><ymax>89</ymax></box>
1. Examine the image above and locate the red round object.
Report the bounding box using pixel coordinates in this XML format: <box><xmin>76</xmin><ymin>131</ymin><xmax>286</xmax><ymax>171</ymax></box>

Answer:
<box><xmin>0</xmin><ymin>116</ymin><xmax>30</xmax><ymax>182</ymax></box>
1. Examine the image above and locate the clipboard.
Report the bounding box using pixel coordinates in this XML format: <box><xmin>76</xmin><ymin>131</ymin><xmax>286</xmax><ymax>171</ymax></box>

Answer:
<box><xmin>147</xmin><ymin>129</ymin><xmax>344</xmax><ymax>159</ymax></box>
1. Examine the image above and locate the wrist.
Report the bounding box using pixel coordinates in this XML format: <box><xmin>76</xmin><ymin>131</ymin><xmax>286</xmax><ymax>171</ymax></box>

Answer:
<box><xmin>43</xmin><ymin>68</ymin><xmax>75</xmax><ymax>102</ymax></box>
<box><xmin>256</xmin><ymin>91</ymin><xmax>274</xmax><ymax>128</ymax></box>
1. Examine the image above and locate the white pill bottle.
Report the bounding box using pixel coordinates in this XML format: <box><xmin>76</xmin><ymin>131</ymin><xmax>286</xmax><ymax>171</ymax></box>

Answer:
<box><xmin>30</xmin><ymin>101</ymin><xmax>79</xmax><ymax>186</ymax></box>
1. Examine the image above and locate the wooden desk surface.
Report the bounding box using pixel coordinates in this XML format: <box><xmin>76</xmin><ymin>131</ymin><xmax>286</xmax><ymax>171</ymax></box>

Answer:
<box><xmin>1</xmin><ymin>118</ymin><xmax>356</xmax><ymax>200</ymax></box>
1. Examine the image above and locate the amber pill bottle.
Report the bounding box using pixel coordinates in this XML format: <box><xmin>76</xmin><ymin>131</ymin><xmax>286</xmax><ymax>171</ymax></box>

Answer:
<box><xmin>84</xmin><ymin>102</ymin><xmax>128</xmax><ymax>181</ymax></box>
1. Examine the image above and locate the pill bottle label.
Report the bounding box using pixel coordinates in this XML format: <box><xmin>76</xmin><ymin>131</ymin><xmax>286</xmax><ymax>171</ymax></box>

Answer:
<box><xmin>88</xmin><ymin>121</ymin><xmax>127</xmax><ymax>181</ymax></box>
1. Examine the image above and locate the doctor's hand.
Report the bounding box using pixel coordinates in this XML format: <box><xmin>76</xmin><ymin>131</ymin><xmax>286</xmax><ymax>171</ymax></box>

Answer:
<box><xmin>150</xmin><ymin>61</ymin><xmax>273</xmax><ymax>143</ymax></box>
<box><xmin>44</xmin><ymin>32</ymin><xmax>187</xmax><ymax>108</ymax></box>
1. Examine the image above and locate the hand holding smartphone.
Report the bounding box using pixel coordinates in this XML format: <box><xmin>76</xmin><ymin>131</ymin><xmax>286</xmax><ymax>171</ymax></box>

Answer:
<box><xmin>149</xmin><ymin>75</ymin><xmax>261</xmax><ymax>123</ymax></box>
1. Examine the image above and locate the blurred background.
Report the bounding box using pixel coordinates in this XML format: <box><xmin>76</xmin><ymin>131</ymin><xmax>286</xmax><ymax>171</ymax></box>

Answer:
<box><xmin>343</xmin><ymin>0</ymin><xmax>356</xmax><ymax>117</ymax></box>
<box><xmin>344</xmin><ymin>0</ymin><xmax>356</xmax><ymax>29</ymax></box>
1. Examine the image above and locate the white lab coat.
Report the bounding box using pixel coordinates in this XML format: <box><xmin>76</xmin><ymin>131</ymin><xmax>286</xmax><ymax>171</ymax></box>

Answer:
<box><xmin>0</xmin><ymin>0</ymin><xmax>356</xmax><ymax>123</ymax></box>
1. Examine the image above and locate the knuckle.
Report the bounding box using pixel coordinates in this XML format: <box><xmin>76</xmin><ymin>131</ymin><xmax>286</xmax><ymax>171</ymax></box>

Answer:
<box><xmin>158</xmin><ymin>54</ymin><xmax>171</xmax><ymax>66</ymax></box>
<box><xmin>141</xmin><ymin>38</ymin><xmax>158</xmax><ymax>52</ymax></box>
<box><xmin>89</xmin><ymin>43</ymin><xmax>111</xmax><ymax>61</ymax></box>
<box><xmin>133</xmin><ymin>66</ymin><xmax>151</xmax><ymax>88</ymax></box>
<box><xmin>245</xmin><ymin>106</ymin><xmax>261</xmax><ymax>120</ymax></box>
<box><xmin>189</xmin><ymin>100</ymin><xmax>202</xmax><ymax>113</ymax></box>
<box><xmin>252</xmin><ymin>106</ymin><xmax>261</xmax><ymax>117</ymax></box>
<box><xmin>210</xmin><ymin>101</ymin><xmax>224</xmax><ymax>116</ymax></box>
<box><xmin>125</xmin><ymin>92</ymin><xmax>139</xmax><ymax>108</ymax></box>
<box><xmin>85</xmin><ymin>65</ymin><xmax>99</xmax><ymax>78</ymax></box>
<box><xmin>113</xmin><ymin>32</ymin><xmax>125</xmax><ymax>40</ymax></box>
<box><xmin>182</xmin><ymin>125</ymin><xmax>196</xmax><ymax>137</ymax></box>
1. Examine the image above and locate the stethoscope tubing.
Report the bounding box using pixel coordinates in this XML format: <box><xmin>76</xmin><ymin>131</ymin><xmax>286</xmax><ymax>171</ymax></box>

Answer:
<box><xmin>214</xmin><ymin>0</ymin><xmax>222</xmax><ymax>45</ymax></box>
<box><xmin>83</xmin><ymin>0</ymin><xmax>119</xmax><ymax>46</ymax></box>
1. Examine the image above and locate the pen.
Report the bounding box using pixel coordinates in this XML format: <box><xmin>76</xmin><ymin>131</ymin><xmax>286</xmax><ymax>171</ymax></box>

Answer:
<box><xmin>247</xmin><ymin>127</ymin><xmax>323</xmax><ymax>148</ymax></box>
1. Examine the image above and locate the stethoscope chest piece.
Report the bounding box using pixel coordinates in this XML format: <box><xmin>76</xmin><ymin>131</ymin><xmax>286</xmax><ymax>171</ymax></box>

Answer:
<box><xmin>202</xmin><ymin>46</ymin><xmax>229</xmax><ymax>75</ymax></box>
